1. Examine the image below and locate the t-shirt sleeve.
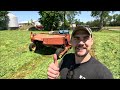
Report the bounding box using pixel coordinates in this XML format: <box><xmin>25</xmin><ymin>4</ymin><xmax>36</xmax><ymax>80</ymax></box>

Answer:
<box><xmin>59</xmin><ymin>54</ymin><xmax>70</xmax><ymax>69</ymax></box>
<box><xmin>59</xmin><ymin>53</ymin><xmax>75</xmax><ymax>70</ymax></box>
<box><xmin>96</xmin><ymin>64</ymin><xmax>113</xmax><ymax>79</ymax></box>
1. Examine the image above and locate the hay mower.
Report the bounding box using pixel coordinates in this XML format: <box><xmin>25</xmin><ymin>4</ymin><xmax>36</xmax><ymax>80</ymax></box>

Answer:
<box><xmin>29</xmin><ymin>30</ymin><xmax>71</xmax><ymax>59</ymax></box>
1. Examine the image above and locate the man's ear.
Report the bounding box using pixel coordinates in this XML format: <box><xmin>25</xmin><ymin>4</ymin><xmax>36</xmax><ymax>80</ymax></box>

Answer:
<box><xmin>91</xmin><ymin>38</ymin><xmax>93</xmax><ymax>45</ymax></box>
<box><xmin>70</xmin><ymin>38</ymin><xmax>72</xmax><ymax>45</ymax></box>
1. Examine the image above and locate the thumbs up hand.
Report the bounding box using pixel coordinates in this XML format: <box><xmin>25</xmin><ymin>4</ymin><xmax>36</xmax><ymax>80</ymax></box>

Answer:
<box><xmin>53</xmin><ymin>54</ymin><xmax>58</xmax><ymax>67</ymax></box>
<box><xmin>47</xmin><ymin>54</ymin><xmax>60</xmax><ymax>79</ymax></box>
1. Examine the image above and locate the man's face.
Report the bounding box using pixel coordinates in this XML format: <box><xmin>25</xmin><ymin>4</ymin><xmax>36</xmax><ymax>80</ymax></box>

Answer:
<box><xmin>71</xmin><ymin>30</ymin><xmax>93</xmax><ymax>57</ymax></box>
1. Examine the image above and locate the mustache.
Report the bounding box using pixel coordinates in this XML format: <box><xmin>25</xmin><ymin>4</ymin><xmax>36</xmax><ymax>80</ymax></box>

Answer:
<box><xmin>75</xmin><ymin>46</ymin><xmax>87</xmax><ymax>49</ymax></box>
<box><xmin>75</xmin><ymin>44</ymin><xmax>87</xmax><ymax>49</ymax></box>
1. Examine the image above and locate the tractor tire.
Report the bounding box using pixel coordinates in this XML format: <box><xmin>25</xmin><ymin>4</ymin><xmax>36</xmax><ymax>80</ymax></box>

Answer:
<box><xmin>55</xmin><ymin>48</ymin><xmax>64</xmax><ymax>59</ymax></box>
<box><xmin>29</xmin><ymin>43</ymin><xmax>36</xmax><ymax>51</ymax></box>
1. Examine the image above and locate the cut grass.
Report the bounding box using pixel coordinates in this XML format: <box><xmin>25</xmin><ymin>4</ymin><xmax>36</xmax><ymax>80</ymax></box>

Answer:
<box><xmin>93</xmin><ymin>30</ymin><xmax>120</xmax><ymax>79</ymax></box>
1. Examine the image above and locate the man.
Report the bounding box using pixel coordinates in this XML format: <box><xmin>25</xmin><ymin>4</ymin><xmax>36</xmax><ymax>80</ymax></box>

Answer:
<box><xmin>47</xmin><ymin>26</ymin><xmax>113</xmax><ymax>79</ymax></box>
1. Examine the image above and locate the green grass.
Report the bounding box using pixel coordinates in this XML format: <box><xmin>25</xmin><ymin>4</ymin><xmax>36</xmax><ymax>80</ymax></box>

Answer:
<box><xmin>0</xmin><ymin>29</ymin><xmax>120</xmax><ymax>79</ymax></box>
<box><xmin>0</xmin><ymin>30</ymin><xmax>51</xmax><ymax>79</ymax></box>
<box><xmin>93</xmin><ymin>30</ymin><xmax>120</xmax><ymax>79</ymax></box>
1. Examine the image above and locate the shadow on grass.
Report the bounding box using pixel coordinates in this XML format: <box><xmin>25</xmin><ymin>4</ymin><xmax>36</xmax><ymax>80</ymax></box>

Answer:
<box><xmin>28</xmin><ymin>27</ymin><xmax>51</xmax><ymax>31</ymax></box>
<box><xmin>0</xmin><ymin>29</ymin><xmax>9</xmax><ymax>31</ymax></box>
<box><xmin>28</xmin><ymin>27</ymin><xmax>42</xmax><ymax>31</ymax></box>
<box><xmin>34</xmin><ymin>46</ymin><xmax>56</xmax><ymax>55</ymax></box>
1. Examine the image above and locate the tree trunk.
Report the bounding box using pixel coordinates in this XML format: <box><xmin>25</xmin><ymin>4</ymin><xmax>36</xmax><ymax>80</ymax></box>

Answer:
<box><xmin>63</xmin><ymin>11</ymin><xmax>66</xmax><ymax>30</ymax></box>
<box><xmin>99</xmin><ymin>12</ymin><xmax>104</xmax><ymax>30</ymax></box>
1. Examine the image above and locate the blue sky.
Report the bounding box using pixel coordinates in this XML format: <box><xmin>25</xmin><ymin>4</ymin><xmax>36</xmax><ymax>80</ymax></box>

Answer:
<box><xmin>10</xmin><ymin>11</ymin><xmax>120</xmax><ymax>23</ymax></box>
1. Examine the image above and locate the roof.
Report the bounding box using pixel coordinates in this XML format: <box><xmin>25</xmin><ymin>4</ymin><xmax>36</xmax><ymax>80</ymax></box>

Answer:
<box><xmin>7</xmin><ymin>13</ymin><xmax>17</xmax><ymax>18</ymax></box>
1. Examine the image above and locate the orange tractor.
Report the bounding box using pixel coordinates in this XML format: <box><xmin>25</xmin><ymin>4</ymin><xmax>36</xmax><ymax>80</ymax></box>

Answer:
<box><xmin>29</xmin><ymin>30</ymin><xmax>72</xmax><ymax>59</ymax></box>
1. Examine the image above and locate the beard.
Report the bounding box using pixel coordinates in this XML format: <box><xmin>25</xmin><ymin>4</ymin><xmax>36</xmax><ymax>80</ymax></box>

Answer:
<box><xmin>74</xmin><ymin>46</ymin><xmax>89</xmax><ymax>57</ymax></box>
<box><xmin>75</xmin><ymin>50</ymin><xmax>89</xmax><ymax>57</ymax></box>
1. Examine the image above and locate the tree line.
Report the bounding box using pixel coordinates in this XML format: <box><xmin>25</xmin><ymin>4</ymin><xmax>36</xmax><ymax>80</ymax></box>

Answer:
<box><xmin>0</xmin><ymin>11</ymin><xmax>9</xmax><ymax>29</ymax></box>
<box><xmin>0</xmin><ymin>11</ymin><xmax>120</xmax><ymax>30</ymax></box>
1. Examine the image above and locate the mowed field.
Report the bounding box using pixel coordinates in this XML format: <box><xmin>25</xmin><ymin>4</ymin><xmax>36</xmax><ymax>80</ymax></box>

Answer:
<box><xmin>0</xmin><ymin>29</ymin><xmax>120</xmax><ymax>79</ymax></box>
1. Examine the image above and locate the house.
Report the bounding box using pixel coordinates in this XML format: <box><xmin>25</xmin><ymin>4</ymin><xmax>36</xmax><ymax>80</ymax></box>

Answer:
<box><xmin>70</xmin><ymin>23</ymin><xmax>76</xmax><ymax>30</ymax></box>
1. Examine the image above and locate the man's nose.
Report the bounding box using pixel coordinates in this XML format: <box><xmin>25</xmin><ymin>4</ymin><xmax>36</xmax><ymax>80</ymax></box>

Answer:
<box><xmin>78</xmin><ymin>40</ymin><xmax>84</xmax><ymax>45</ymax></box>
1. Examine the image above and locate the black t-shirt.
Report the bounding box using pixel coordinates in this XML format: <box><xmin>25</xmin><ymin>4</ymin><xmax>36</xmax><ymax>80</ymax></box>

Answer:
<box><xmin>59</xmin><ymin>53</ymin><xmax>113</xmax><ymax>79</ymax></box>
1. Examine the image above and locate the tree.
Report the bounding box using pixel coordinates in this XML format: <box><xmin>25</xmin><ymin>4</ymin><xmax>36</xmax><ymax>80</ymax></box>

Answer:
<box><xmin>0</xmin><ymin>11</ymin><xmax>9</xmax><ymax>29</ymax></box>
<box><xmin>115</xmin><ymin>14</ymin><xmax>120</xmax><ymax>26</ymax></box>
<box><xmin>112</xmin><ymin>14</ymin><xmax>119</xmax><ymax>21</ymax></box>
<box><xmin>38</xmin><ymin>11</ymin><xmax>80</xmax><ymax>31</ymax></box>
<box><xmin>60</xmin><ymin>11</ymin><xmax>81</xmax><ymax>29</ymax></box>
<box><xmin>66</xmin><ymin>11</ymin><xmax>81</xmax><ymax>24</ymax></box>
<box><xmin>105</xmin><ymin>15</ymin><xmax>113</xmax><ymax>26</ymax></box>
<box><xmin>74</xmin><ymin>19</ymin><xmax>85</xmax><ymax>26</ymax></box>
<box><xmin>110</xmin><ymin>14</ymin><xmax>120</xmax><ymax>26</ymax></box>
<box><xmin>38</xmin><ymin>11</ymin><xmax>63</xmax><ymax>31</ymax></box>
<box><xmin>86</xmin><ymin>20</ymin><xmax>100</xmax><ymax>27</ymax></box>
<box><xmin>91</xmin><ymin>11</ymin><xmax>111</xmax><ymax>30</ymax></box>
<box><xmin>74</xmin><ymin>19</ymin><xmax>81</xmax><ymax>25</ymax></box>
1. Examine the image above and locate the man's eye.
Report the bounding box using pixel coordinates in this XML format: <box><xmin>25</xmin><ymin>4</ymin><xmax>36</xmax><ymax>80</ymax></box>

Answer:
<box><xmin>74</xmin><ymin>37</ymin><xmax>79</xmax><ymax>40</ymax></box>
<box><xmin>74</xmin><ymin>38</ymin><xmax>77</xmax><ymax>40</ymax></box>
<box><xmin>84</xmin><ymin>36</ymin><xmax>89</xmax><ymax>40</ymax></box>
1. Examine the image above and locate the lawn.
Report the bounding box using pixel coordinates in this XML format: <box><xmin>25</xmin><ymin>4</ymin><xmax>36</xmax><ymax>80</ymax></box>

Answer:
<box><xmin>0</xmin><ymin>29</ymin><xmax>119</xmax><ymax>79</ymax></box>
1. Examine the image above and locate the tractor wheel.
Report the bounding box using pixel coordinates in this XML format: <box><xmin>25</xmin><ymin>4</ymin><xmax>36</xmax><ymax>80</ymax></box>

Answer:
<box><xmin>29</xmin><ymin>43</ymin><xmax>36</xmax><ymax>51</ymax></box>
<box><xmin>55</xmin><ymin>48</ymin><xmax>64</xmax><ymax>59</ymax></box>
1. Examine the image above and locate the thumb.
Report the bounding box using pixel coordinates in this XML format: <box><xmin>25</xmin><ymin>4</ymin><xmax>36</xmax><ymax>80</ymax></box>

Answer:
<box><xmin>53</xmin><ymin>54</ymin><xmax>58</xmax><ymax>67</ymax></box>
